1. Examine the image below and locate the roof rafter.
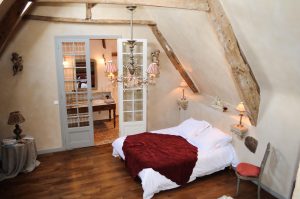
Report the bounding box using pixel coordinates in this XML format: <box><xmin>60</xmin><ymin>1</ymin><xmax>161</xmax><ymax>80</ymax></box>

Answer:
<box><xmin>208</xmin><ymin>0</ymin><xmax>260</xmax><ymax>126</ymax></box>
<box><xmin>33</xmin><ymin>0</ymin><xmax>210</xmax><ymax>11</ymax></box>
<box><xmin>0</xmin><ymin>0</ymin><xmax>32</xmax><ymax>56</ymax></box>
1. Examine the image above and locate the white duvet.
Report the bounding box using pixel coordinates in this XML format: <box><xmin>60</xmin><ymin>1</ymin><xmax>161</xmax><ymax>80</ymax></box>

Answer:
<box><xmin>112</xmin><ymin>126</ymin><xmax>239</xmax><ymax>199</ymax></box>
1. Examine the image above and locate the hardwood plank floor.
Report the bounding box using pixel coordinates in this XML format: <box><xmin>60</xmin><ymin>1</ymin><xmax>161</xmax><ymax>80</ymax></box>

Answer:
<box><xmin>94</xmin><ymin>117</ymin><xmax>119</xmax><ymax>146</ymax></box>
<box><xmin>0</xmin><ymin>144</ymin><xmax>276</xmax><ymax>199</ymax></box>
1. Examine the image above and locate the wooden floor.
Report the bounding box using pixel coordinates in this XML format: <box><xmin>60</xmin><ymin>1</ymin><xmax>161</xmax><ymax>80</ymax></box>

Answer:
<box><xmin>0</xmin><ymin>144</ymin><xmax>276</xmax><ymax>199</ymax></box>
<box><xmin>94</xmin><ymin>117</ymin><xmax>119</xmax><ymax>146</ymax></box>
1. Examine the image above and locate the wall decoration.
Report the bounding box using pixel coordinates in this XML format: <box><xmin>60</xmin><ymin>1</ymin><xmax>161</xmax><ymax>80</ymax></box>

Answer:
<box><xmin>11</xmin><ymin>52</ymin><xmax>23</xmax><ymax>76</ymax></box>
<box><xmin>244</xmin><ymin>136</ymin><xmax>258</xmax><ymax>153</ymax></box>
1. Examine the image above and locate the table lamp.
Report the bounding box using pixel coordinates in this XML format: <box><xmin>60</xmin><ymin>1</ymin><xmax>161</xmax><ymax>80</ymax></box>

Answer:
<box><xmin>8</xmin><ymin>111</ymin><xmax>25</xmax><ymax>140</ymax></box>
<box><xmin>236</xmin><ymin>102</ymin><xmax>246</xmax><ymax>127</ymax></box>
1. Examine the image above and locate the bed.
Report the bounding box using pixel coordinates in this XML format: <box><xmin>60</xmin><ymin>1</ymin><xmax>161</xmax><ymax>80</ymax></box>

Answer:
<box><xmin>112</xmin><ymin>118</ymin><xmax>239</xmax><ymax>199</ymax></box>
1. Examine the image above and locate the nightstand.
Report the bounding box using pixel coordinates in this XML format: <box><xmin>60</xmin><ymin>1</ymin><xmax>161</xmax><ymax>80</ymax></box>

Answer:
<box><xmin>231</xmin><ymin>124</ymin><xmax>248</xmax><ymax>139</ymax></box>
<box><xmin>0</xmin><ymin>135</ymin><xmax>40</xmax><ymax>181</ymax></box>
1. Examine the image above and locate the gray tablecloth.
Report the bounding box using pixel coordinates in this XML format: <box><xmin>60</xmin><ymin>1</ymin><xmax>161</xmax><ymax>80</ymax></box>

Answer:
<box><xmin>0</xmin><ymin>136</ymin><xmax>40</xmax><ymax>181</ymax></box>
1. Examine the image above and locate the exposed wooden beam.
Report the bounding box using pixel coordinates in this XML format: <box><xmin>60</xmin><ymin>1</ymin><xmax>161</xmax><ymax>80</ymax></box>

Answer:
<box><xmin>208</xmin><ymin>0</ymin><xmax>260</xmax><ymax>126</ymax></box>
<box><xmin>149</xmin><ymin>25</ymin><xmax>199</xmax><ymax>93</ymax></box>
<box><xmin>85</xmin><ymin>3</ymin><xmax>96</xmax><ymax>20</ymax></box>
<box><xmin>0</xmin><ymin>0</ymin><xmax>32</xmax><ymax>56</ymax></box>
<box><xmin>33</xmin><ymin>0</ymin><xmax>210</xmax><ymax>11</ymax></box>
<box><xmin>102</xmin><ymin>39</ymin><xmax>106</xmax><ymax>49</ymax></box>
<box><xmin>24</xmin><ymin>15</ymin><xmax>157</xmax><ymax>25</ymax></box>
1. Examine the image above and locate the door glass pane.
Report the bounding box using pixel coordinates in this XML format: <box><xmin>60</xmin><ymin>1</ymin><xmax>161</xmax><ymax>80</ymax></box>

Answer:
<box><xmin>62</xmin><ymin>41</ymin><xmax>90</xmax><ymax>129</ymax></box>
<box><xmin>134</xmin><ymin>89</ymin><xmax>143</xmax><ymax>100</ymax></box>
<box><xmin>124</xmin><ymin>112</ymin><xmax>133</xmax><ymax>122</ymax></box>
<box><xmin>123</xmin><ymin>101</ymin><xmax>133</xmax><ymax>112</ymax></box>
<box><xmin>134</xmin><ymin>112</ymin><xmax>143</xmax><ymax>121</ymax></box>
<box><xmin>124</xmin><ymin>90</ymin><xmax>133</xmax><ymax>100</ymax></box>
<box><xmin>134</xmin><ymin>101</ymin><xmax>143</xmax><ymax>111</ymax></box>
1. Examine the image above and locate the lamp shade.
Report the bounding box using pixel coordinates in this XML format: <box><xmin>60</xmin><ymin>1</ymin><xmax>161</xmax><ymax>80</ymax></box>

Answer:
<box><xmin>147</xmin><ymin>63</ymin><xmax>159</xmax><ymax>75</ymax></box>
<box><xmin>179</xmin><ymin>81</ymin><xmax>188</xmax><ymax>88</ymax></box>
<box><xmin>8</xmin><ymin>111</ymin><xmax>25</xmax><ymax>125</ymax></box>
<box><xmin>105</xmin><ymin>61</ymin><xmax>117</xmax><ymax>73</ymax></box>
<box><xmin>236</xmin><ymin>102</ymin><xmax>246</xmax><ymax>112</ymax></box>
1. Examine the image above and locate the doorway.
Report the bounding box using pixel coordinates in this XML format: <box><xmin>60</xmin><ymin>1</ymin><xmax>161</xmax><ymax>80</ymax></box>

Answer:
<box><xmin>89</xmin><ymin>39</ymin><xmax>119</xmax><ymax>145</ymax></box>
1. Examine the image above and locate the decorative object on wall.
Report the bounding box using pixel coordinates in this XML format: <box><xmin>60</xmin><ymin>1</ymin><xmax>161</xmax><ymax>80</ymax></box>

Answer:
<box><xmin>231</xmin><ymin>102</ymin><xmax>248</xmax><ymax>139</ymax></box>
<box><xmin>7</xmin><ymin>111</ymin><xmax>25</xmax><ymax>140</ymax></box>
<box><xmin>11</xmin><ymin>52</ymin><xmax>23</xmax><ymax>76</ymax></box>
<box><xmin>211</xmin><ymin>96</ymin><xmax>223</xmax><ymax>110</ymax></box>
<box><xmin>177</xmin><ymin>80</ymin><xmax>189</xmax><ymax>110</ymax></box>
<box><xmin>244</xmin><ymin>136</ymin><xmax>258</xmax><ymax>153</ymax></box>
<box><xmin>109</xmin><ymin>6</ymin><xmax>159</xmax><ymax>88</ymax></box>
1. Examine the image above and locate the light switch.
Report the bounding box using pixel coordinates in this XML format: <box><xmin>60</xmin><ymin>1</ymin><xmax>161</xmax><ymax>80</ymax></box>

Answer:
<box><xmin>53</xmin><ymin>100</ymin><xmax>59</xmax><ymax>105</ymax></box>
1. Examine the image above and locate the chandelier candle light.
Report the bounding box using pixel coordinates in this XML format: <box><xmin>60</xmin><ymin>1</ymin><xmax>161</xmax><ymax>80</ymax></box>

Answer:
<box><xmin>106</xmin><ymin>6</ymin><xmax>160</xmax><ymax>88</ymax></box>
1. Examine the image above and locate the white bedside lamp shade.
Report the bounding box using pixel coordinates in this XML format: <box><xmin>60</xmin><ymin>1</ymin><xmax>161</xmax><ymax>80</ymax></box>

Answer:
<box><xmin>236</xmin><ymin>102</ymin><xmax>246</xmax><ymax>127</ymax></box>
<box><xmin>236</xmin><ymin>102</ymin><xmax>246</xmax><ymax>113</ymax></box>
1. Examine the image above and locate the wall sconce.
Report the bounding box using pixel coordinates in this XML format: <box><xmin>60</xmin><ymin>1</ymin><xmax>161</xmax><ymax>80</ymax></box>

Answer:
<box><xmin>177</xmin><ymin>80</ymin><xmax>189</xmax><ymax>110</ymax></box>
<box><xmin>147</xmin><ymin>50</ymin><xmax>160</xmax><ymax>85</ymax></box>
<box><xmin>11</xmin><ymin>52</ymin><xmax>23</xmax><ymax>76</ymax></box>
<box><xmin>231</xmin><ymin>102</ymin><xmax>248</xmax><ymax>139</ymax></box>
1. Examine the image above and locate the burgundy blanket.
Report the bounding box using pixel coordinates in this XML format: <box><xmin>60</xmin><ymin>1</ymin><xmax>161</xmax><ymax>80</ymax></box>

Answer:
<box><xmin>122</xmin><ymin>132</ymin><xmax>198</xmax><ymax>185</ymax></box>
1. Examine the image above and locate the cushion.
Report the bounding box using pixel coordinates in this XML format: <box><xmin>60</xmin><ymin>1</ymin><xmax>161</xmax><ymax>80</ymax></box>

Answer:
<box><xmin>190</xmin><ymin>127</ymin><xmax>232</xmax><ymax>151</ymax></box>
<box><xmin>177</xmin><ymin>118</ymin><xmax>211</xmax><ymax>139</ymax></box>
<box><xmin>237</xmin><ymin>163</ymin><xmax>260</xmax><ymax>177</ymax></box>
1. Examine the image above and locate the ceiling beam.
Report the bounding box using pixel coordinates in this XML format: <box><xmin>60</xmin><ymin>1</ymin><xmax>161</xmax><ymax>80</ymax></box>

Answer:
<box><xmin>33</xmin><ymin>0</ymin><xmax>210</xmax><ymax>11</ymax></box>
<box><xmin>208</xmin><ymin>0</ymin><xmax>260</xmax><ymax>126</ymax></box>
<box><xmin>0</xmin><ymin>0</ymin><xmax>32</xmax><ymax>56</ymax></box>
<box><xmin>149</xmin><ymin>25</ymin><xmax>199</xmax><ymax>93</ymax></box>
<box><xmin>85</xmin><ymin>3</ymin><xmax>96</xmax><ymax>20</ymax></box>
<box><xmin>24</xmin><ymin>14</ymin><xmax>157</xmax><ymax>25</ymax></box>
<box><xmin>102</xmin><ymin>39</ymin><xmax>106</xmax><ymax>49</ymax></box>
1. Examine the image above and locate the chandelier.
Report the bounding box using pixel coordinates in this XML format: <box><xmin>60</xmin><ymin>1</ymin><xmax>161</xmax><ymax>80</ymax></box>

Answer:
<box><xmin>105</xmin><ymin>6</ymin><xmax>160</xmax><ymax>88</ymax></box>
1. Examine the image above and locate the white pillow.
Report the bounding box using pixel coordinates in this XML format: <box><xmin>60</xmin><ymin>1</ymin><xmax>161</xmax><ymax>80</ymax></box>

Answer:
<box><xmin>177</xmin><ymin>118</ymin><xmax>211</xmax><ymax>139</ymax></box>
<box><xmin>190</xmin><ymin>127</ymin><xmax>232</xmax><ymax>151</ymax></box>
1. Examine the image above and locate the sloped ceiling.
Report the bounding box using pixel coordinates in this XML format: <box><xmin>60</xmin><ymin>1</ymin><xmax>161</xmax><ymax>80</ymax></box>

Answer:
<box><xmin>145</xmin><ymin>7</ymin><xmax>241</xmax><ymax>104</ymax></box>
<box><xmin>30</xmin><ymin>3</ymin><xmax>241</xmax><ymax>105</ymax></box>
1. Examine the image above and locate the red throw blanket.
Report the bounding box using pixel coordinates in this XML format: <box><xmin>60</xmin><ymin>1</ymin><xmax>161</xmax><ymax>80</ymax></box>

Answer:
<box><xmin>122</xmin><ymin>132</ymin><xmax>198</xmax><ymax>185</ymax></box>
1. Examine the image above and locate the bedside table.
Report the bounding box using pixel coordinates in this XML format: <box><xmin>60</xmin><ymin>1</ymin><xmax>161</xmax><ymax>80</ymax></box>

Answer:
<box><xmin>0</xmin><ymin>135</ymin><xmax>40</xmax><ymax>181</ymax></box>
<box><xmin>231</xmin><ymin>124</ymin><xmax>248</xmax><ymax>139</ymax></box>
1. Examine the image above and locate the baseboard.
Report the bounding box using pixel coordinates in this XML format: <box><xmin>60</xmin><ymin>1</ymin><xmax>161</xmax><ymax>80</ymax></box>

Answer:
<box><xmin>37</xmin><ymin>147</ymin><xmax>65</xmax><ymax>155</ymax></box>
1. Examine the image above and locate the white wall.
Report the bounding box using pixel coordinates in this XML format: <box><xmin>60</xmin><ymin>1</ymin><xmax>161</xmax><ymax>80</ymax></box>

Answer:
<box><xmin>179</xmin><ymin>1</ymin><xmax>300</xmax><ymax>198</ymax></box>
<box><xmin>0</xmin><ymin>4</ymin><xmax>182</xmax><ymax>151</ymax></box>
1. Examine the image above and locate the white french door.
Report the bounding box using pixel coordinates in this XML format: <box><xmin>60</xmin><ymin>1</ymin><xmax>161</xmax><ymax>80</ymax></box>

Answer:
<box><xmin>56</xmin><ymin>38</ymin><xmax>94</xmax><ymax>149</ymax></box>
<box><xmin>118</xmin><ymin>39</ymin><xmax>147</xmax><ymax>136</ymax></box>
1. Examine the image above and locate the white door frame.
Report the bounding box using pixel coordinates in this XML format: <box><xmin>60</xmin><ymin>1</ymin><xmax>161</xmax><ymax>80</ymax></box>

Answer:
<box><xmin>55</xmin><ymin>35</ymin><xmax>121</xmax><ymax>149</ymax></box>
<box><xmin>118</xmin><ymin>39</ymin><xmax>148</xmax><ymax>137</ymax></box>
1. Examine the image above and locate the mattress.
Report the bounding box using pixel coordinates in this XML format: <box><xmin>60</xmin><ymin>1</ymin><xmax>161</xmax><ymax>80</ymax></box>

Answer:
<box><xmin>112</xmin><ymin>126</ymin><xmax>238</xmax><ymax>199</ymax></box>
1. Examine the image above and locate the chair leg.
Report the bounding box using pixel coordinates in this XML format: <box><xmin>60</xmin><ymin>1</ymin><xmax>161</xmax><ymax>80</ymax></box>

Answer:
<box><xmin>236</xmin><ymin>177</ymin><xmax>240</xmax><ymax>197</ymax></box>
<box><xmin>257</xmin><ymin>182</ymin><xmax>261</xmax><ymax>199</ymax></box>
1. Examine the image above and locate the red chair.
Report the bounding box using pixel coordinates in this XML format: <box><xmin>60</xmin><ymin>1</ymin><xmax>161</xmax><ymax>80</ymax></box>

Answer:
<box><xmin>235</xmin><ymin>143</ymin><xmax>271</xmax><ymax>199</ymax></box>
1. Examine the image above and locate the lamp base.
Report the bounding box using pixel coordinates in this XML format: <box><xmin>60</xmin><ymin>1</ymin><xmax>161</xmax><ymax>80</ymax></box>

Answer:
<box><xmin>13</xmin><ymin>124</ymin><xmax>23</xmax><ymax>140</ymax></box>
<box><xmin>231</xmin><ymin>124</ymin><xmax>248</xmax><ymax>139</ymax></box>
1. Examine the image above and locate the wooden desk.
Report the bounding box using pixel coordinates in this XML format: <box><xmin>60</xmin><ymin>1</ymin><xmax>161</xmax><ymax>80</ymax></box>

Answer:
<box><xmin>67</xmin><ymin>103</ymin><xmax>116</xmax><ymax>128</ymax></box>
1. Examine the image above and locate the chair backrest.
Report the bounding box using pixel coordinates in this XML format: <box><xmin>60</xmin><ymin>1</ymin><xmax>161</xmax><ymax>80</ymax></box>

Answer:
<box><xmin>259</xmin><ymin>143</ymin><xmax>271</xmax><ymax>179</ymax></box>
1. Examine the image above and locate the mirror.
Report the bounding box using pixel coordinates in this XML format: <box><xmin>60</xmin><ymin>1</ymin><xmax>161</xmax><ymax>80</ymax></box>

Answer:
<box><xmin>75</xmin><ymin>59</ymin><xmax>96</xmax><ymax>89</ymax></box>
